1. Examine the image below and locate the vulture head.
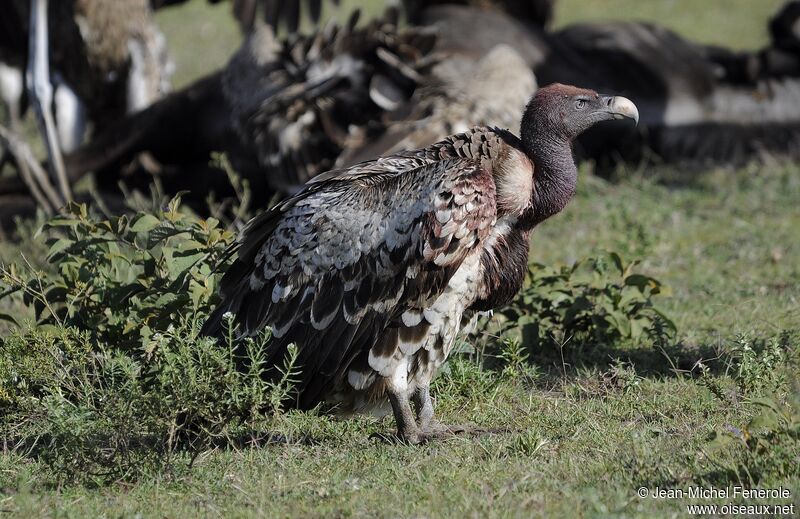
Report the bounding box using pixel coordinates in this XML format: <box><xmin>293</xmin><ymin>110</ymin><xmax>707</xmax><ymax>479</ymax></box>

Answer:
<box><xmin>520</xmin><ymin>83</ymin><xmax>639</xmax><ymax>150</ymax></box>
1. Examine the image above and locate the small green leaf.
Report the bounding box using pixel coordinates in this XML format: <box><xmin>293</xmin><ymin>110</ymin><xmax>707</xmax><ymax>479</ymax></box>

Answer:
<box><xmin>624</xmin><ymin>274</ymin><xmax>654</xmax><ymax>290</ymax></box>
<box><xmin>608</xmin><ymin>251</ymin><xmax>625</xmax><ymax>275</ymax></box>
<box><xmin>653</xmin><ymin>307</ymin><xmax>677</xmax><ymax>334</ymax></box>
<box><xmin>147</xmin><ymin>226</ymin><xmax>186</xmax><ymax>247</ymax></box>
<box><xmin>47</xmin><ymin>237</ymin><xmax>73</xmax><ymax>258</ymax></box>
<box><xmin>166</xmin><ymin>250</ymin><xmax>206</xmax><ymax>279</ymax></box>
<box><xmin>130</xmin><ymin>214</ymin><xmax>161</xmax><ymax>233</ymax></box>
<box><xmin>44</xmin><ymin>217</ymin><xmax>80</xmax><ymax>228</ymax></box>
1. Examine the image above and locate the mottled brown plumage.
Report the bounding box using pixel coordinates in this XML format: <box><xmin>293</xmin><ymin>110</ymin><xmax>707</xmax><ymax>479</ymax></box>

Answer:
<box><xmin>203</xmin><ymin>83</ymin><xmax>638</xmax><ymax>443</ymax></box>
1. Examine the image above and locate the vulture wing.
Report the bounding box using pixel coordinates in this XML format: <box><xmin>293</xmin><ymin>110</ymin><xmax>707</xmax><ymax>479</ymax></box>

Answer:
<box><xmin>203</xmin><ymin>130</ymin><xmax>499</xmax><ymax>408</ymax></box>
<box><xmin>222</xmin><ymin>13</ymin><xmax>438</xmax><ymax>191</ymax></box>
<box><xmin>231</xmin><ymin>0</ymin><xmax>341</xmax><ymax>33</ymax></box>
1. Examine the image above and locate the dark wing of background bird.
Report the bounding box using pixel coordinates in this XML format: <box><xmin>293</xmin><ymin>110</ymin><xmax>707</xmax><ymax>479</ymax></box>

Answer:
<box><xmin>206</xmin><ymin>0</ymin><xmax>554</xmax><ymax>34</ymax></box>
<box><xmin>151</xmin><ymin>0</ymin><xmax>341</xmax><ymax>34</ymax></box>
<box><xmin>202</xmin><ymin>131</ymin><xmax>499</xmax><ymax>408</ymax></box>
<box><xmin>230</xmin><ymin>0</ymin><xmax>341</xmax><ymax>33</ymax></box>
<box><xmin>222</xmin><ymin>10</ymin><xmax>438</xmax><ymax>191</ymax></box>
<box><xmin>402</xmin><ymin>0</ymin><xmax>554</xmax><ymax>29</ymax></box>
<box><xmin>770</xmin><ymin>0</ymin><xmax>800</xmax><ymax>52</ymax></box>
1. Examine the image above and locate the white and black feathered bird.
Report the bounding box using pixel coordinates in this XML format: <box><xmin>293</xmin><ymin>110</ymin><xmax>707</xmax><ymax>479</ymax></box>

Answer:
<box><xmin>203</xmin><ymin>83</ymin><xmax>639</xmax><ymax>444</ymax></box>
<box><xmin>336</xmin><ymin>44</ymin><xmax>537</xmax><ymax>167</ymax></box>
<box><xmin>222</xmin><ymin>11</ymin><xmax>438</xmax><ymax>191</ymax></box>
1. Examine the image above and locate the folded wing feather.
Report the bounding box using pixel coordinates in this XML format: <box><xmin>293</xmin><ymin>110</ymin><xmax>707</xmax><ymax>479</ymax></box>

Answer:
<box><xmin>203</xmin><ymin>132</ymin><xmax>499</xmax><ymax>407</ymax></box>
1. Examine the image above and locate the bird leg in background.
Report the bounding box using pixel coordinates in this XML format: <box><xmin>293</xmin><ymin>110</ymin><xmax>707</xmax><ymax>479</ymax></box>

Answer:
<box><xmin>0</xmin><ymin>123</ymin><xmax>60</xmax><ymax>215</ymax></box>
<box><xmin>0</xmin><ymin>62</ymin><xmax>24</xmax><ymax>177</ymax></box>
<box><xmin>27</xmin><ymin>0</ymin><xmax>72</xmax><ymax>205</ymax></box>
<box><xmin>52</xmin><ymin>77</ymin><xmax>87</xmax><ymax>154</ymax></box>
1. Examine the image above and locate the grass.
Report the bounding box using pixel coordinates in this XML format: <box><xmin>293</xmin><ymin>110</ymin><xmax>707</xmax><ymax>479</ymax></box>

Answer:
<box><xmin>555</xmin><ymin>0</ymin><xmax>785</xmax><ymax>50</ymax></box>
<box><xmin>2</xmin><ymin>161</ymin><xmax>797</xmax><ymax>518</ymax></box>
<box><xmin>2</xmin><ymin>2</ymin><xmax>799</xmax><ymax>518</ymax></box>
<box><xmin>3</xmin><ymin>375</ymin><xmax>786</xmax><ymax>517</ymax></box>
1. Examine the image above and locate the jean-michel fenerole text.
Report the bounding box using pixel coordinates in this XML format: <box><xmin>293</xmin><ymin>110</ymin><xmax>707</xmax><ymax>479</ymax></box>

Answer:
<box><xmin>648</xmin><ymin>486</ymin><xmax>791</xmax><ymax>500</ymax></box>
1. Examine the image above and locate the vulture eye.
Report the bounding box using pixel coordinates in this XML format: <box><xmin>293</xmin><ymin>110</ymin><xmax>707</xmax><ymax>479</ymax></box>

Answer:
<box><xmin>575</xmin><ymin>99</ymin><xmax>588</xmax><ymax>110</ymax></box>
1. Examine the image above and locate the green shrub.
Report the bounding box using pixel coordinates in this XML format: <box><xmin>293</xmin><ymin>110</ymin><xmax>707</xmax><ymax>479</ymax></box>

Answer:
<box><xmin>495</xmin><ymin>252</ymin><xmax>675</xmax><ymax>351</ymax></box>
<box><xmin>0</xmin><ymin>197</ymin><xmax>234</xmax><ymax>349</ymax></box>
<box><xmin>0</xmin><ymin>198</ymin><xmax>302</xmax><ymax>484</ymax></box>
<box><xmin>0</xmin><ymin>318</ymin><xmax>298</xmax><ymax>485</ymax></box>
<box><xmin>730</xmin><ymin>333</ymin><xmax>788</xmax><ymax>395</ymax></box>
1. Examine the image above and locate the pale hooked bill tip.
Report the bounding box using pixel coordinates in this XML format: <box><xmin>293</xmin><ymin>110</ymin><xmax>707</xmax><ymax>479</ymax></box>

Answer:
<box><xmin>609</xmin><ymin>96</ymin><xmax>640</xmax><ymax>125</ymax></box>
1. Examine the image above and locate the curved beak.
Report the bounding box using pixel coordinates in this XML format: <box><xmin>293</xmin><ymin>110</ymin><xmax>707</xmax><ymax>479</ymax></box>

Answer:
<box><xmin>601</xmin><ymin>95</ymin><xmax>639</xmax><ymax>126</ymax></box>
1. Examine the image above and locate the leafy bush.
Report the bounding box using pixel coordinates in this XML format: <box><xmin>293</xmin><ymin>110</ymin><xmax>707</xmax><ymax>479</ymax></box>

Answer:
<box><xmin>0</xmin><ymin>320</ymin><xmax>297</xmax><ymax>485</ymax></box>
<box><xmin>697</xmin><ymin>331</ymin><xmax>796</xmax><ymax>401</ymax></box>
<box><xmin>495</xmin><ymin>252</ymin><xmax>675</xmax><ymax>351</ymax></box>
<box><xmin>0</xmin><ymin>199</ymin><xmax>301</xmax><ymax>484</ymax></box>
<box><xmin>0</xmin><ymin>198</ymin><xmax>234</xmax><ymax>349</ymax></box>
<box><xmin>730</xmin><ymin>333</ymin><xmax>788</xmax><ymax>395</ymax></box>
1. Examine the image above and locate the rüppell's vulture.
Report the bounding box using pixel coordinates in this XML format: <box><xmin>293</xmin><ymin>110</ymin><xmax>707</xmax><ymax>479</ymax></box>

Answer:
<box><xmin>202</xmin><ymin>84</ymin><xmax>639</xmax><ymax>443</ymax></box>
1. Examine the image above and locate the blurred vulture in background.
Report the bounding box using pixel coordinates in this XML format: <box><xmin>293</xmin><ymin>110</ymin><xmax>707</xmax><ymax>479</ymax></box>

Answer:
<box><xmin>60</xmin><ymin>5</ymin><xmax>540</xmax><ymax>204</ymax></box>
<box><xmin>10</xmin><ymin>0</ymin><xmax>800</xmax><ymax>226</ymax></box>
<box><xmin>222</xmin><ymin>10</ymin><xmax>438</xmax><ymax>191</ymax></box>
<box><xmin>59</xmin><ymin>10</ymin><xmax>441</xmax><ymax>207</ymax></box>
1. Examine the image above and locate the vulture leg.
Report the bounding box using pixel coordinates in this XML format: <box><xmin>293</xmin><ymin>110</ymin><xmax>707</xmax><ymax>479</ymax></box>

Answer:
<box><xmin>27</xmin><ymin>0</ymin><xmax>72</xmax><ymax>204</ymax></box>
<box><xmin>0</xmin><ymin>123</ymin><xmax>58</xmax><ymax>215</ymax></box>
<box><xmin>390</xmin><ymin>386</ymin><xmax>475</xmax><ymax>443</ymax></box>
<box><xmin>387</xmin><ymin>390</ymin><xmax>423</xmax><ymax>444</ymax></box>
<box><xmin>412</xmin><ymin>385</ymin><xmax>435</xmax><ymax>431</ymax></box>
<box><xmin>0</xmin><ymin>60</ymin><xmax>61</xmax><ymax>214</ymax></box>
<box><xmin>412</xmin><ymin>385</ymin><xmax>496</xmax><ymax>439</ymax></box>
<box><xmin>0</xmin><ymin>62</ymin><xmax>24</xmax><ymax>133</ymax></box>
